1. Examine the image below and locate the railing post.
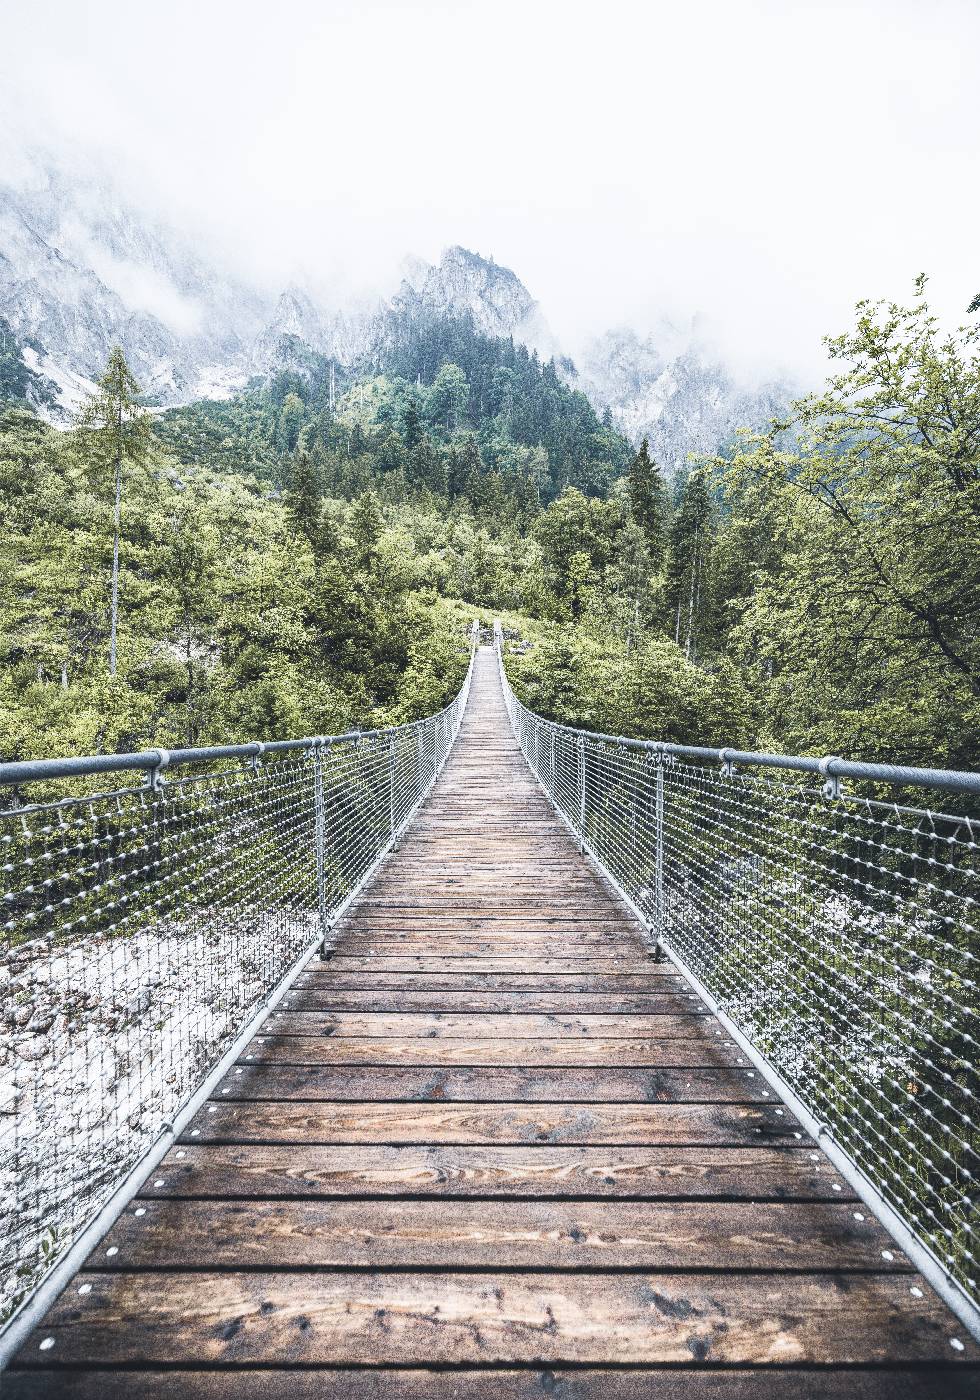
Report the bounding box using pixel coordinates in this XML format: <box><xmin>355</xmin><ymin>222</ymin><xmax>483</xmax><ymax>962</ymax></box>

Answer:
<box><xmin>389</xmin><ymin>733</ymin><xmax>397</xmax><ymax>848</ymax></box>
<box><xmin>578</xmin><ymin>735</ymin><xmax>586</xmax><ymax>853</ymax></box>
<box><xmin>652</xmin><ymin>749</ymin><xmax>666</xmax><ymax>961</ymax></box>
<box><xmin>314</xmin><ymin>740</ymin><xmax>330</xmax><ymax>956</ymax></box>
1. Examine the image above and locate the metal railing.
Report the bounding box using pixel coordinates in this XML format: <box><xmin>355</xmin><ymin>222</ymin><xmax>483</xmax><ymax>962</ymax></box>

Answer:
<box><xmin>495</xmin><ymin>623</ymin><xmax>980</xmax><ymax>1336</ymax></box>
<box><xmin>0</xmin><ymin>625</ymin><xmax>478</xmax><ymax>1338</ymax></box>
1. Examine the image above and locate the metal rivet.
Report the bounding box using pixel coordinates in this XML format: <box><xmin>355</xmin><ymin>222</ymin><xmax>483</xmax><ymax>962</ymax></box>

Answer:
<box><xmin>208</xmin><ymin>1106</ymin><xmax>217</xmax><ymax>1114</ymax></box>
<box><xmin>882</xmin><ymin>1250</ymin><xmax>894</xmax><ymax>1261</ymax></box>
<box><xmin>78</xmin><ymin>1284</ymin><xmax>92</xmax><ymax>1295</ymax></box>
<box><xmin>39</xmin><ymin>1337</ymin><xmax>55</xmax><ymax>1351</ymax></box>
<box><xmin>221</xmin><ymin>1088</ymin><xmax>229</xmax><ymax>1094</ymax></box>
<box><xmin>154</xmin><ymin>1179</ymin><xmax>165</xmax><ymax>1188</ymax></box>
<box><xmin>176</xmin><ymin>1151</ymin><xmax>186</xmax><ymax>1159</ymax></box>
<box><xmin>191</xmin><ymin>1128</ymin><xmax>201</xmax><ymax>1136</ymax></box>
<box><xmin>910</xmin><ymin>1286</ymin><xmax>923</xmax><ymax>1298</ymax></box>
<box><xmin>106</xmin><ymin>1246</ymin><xmax>118</xmax><ymax>1257</ymax></box>
<box><xmin>134</xmin><ymin>1208</ymin><xmax>146</xmax><ymax>1217</ymax></box>
<box><xmin>854</xmin><ymin>1212</ymin><xmax>865</xmax><ymax>1221</ymax></box>
<box><xmin>832</xmin><ymin>1183</ymin><xmax>842</xmax><ymax>1192</ymax></box>
<box><xmin>951</xmin><ymin>1338</ymin><xmax>965</xmax><ymax>1352</ymax></box>
<box><xmin>775</xmin><ymin>1109</ymin><xmax>784</xmax><ymax>1116</ymax></box>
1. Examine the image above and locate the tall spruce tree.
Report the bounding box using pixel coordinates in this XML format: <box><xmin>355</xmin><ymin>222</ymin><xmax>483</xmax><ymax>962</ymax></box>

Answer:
<box><xmin>626</xmin><ymin>437</ymin><xmax>667</xmax><ymax>564</ymax></box>
<box><xmin>666</xmin><ymin>468</ymin><xmax>713</xmax><ymax>662</ymax></box>
<box><xmin>78</xmin><ymin>346</ymin><xmax>150</xmax><ymax>675</ymax></box>
<box><xmin>285</xmin><ymin>450</ymin><xmax>324</xmax><ymax>549</ymax></box>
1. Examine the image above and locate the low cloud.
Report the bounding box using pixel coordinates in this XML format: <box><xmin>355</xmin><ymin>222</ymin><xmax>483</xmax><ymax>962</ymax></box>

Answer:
<box><xmin>1</xmin><ymin>0</ymin><xmax>977</xmax><ymax>389</ymax></box>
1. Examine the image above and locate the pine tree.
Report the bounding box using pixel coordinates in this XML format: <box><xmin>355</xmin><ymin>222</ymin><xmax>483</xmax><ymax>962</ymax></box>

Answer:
<box><xmin>626</xmin><ymin>437</ymin><xmax>667</xmax><ymax>564</ymax></box>
<box><xmin>401</xmin><ymin>395</ymin><xmax>423</xmax><ymax>449</ymax></box>
<box><xmin>285</xmin><ymin>450</ymin><xmax>324</xmax><ymax>549</ymax></box>
<box><xmin>77</xmin><ymin>346</ymin><xmax>150</xmax><ymax>675</ymax></box>
<box><xmin>666</xmin><ymin>468</ymin><xmax>713</xmax><ymax>662</ymax></box>
<box><xmin>349</xmin><ymin>489</ymin><xmax>384</xmax><ymax>566</ymax></box>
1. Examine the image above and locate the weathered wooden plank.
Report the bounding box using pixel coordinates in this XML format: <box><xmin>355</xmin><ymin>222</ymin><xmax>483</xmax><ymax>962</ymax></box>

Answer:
<box><xmin>244</xmin><ymin>1035</ymin><xmax>748</xmax><ymax>1067</ymax></box>
<box><xmin>141</xmin><ymin>1143</ymin><xmax>855</xmax><ymax>1200</ymax></box>
<box><xmin>296</xmin><ymin>972</ymin><xmax>684</xmax><ymax>990</ymax></box>
<box><xmin>323</xmin><ymin>957</ymin><xmax>663</xmax><ymax>974</ymax></box>
<box><xmin>184</xmin><ymin>1101</ymin><xmax>797</xmax><ymax>1145</ymax></box>
<box><xmin>281</xmin><ymin>991</ymin><xmax>705</xmax><ymax>1014</ymax></box>
<box><xmin>214</xmin><ymin>1064</ymin><xmax>773</xmax><ymax>1103</ymax></box>
<box><xmin>334</xmin><ymin>943</ymin><xmax>649</xmax><ymax>958</ymax></box>
<box><xmin>260</xmin><ymin>1012</ymin><xmax>711</xmax><ymax>1039</ymax></box>
<box><xmin>22</xmin><ymin>1270</ymin><xmax>977</xmax><ymax>1365</ymax></box>
<box><xmin>93</xmin><ymin>1199</ymin><xmax>907</xmax><ymax>1271</ymax></box>
<box><xmin>352</xmin><ymin>900</ymin><xmax>626</xmax><ymax>912</ymax></box>
<box><xmin>6</xmin><ymin>1368</ymin><xmax>978</xmax><ymax>1400</ymax></box>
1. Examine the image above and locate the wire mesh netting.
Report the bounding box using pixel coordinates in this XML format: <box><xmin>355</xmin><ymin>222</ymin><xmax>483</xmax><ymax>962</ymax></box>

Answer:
<box><xmin>0</xmin><ymin>636</ymin><xmax>475</xmax><ymax>1326</ymax></box>
<box><xmin>497</xmin><ymin>632</ymin><xmax>979</xmax><ymax>1315</ymax></box>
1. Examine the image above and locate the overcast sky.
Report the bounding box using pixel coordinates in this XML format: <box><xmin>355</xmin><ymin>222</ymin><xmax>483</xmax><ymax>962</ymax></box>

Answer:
<box><xmin>1</xmin><ymin>0</ymin><xmax>977</xmax><ymax>382</ymax></box>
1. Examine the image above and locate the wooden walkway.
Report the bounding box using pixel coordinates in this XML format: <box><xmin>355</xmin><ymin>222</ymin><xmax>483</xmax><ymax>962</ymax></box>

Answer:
<box><xmin>9</xmin><ymin>648</ymin><xmax>978</xmax><ymax>1395</ymax></box>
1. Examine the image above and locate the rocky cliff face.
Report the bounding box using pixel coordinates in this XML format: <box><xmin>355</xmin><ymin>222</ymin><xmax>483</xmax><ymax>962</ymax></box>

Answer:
<box><xmin>0</xmin><ymin>165</ymin><xmax>794</xmax><ymax>465</ymax></box>
<box><xmin>391</xmin><ymin>245</ymin><xmax>556</xmax><ymax>354</ymax></box>
<box><xmin>0</xmin><ymin>169</ymin><xmax>268</xmax><ymax>409</ymax></box>
<box><xmin>573</xmin><ymin>325</ymin><xmax>793</xmax><ymax>472</ymax></box>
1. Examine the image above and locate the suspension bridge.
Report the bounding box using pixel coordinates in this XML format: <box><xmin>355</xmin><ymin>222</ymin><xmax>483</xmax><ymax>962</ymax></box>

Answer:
<box><xmin>1</xmin><ymin>630</ymin><xmax>978</xmax><ymax>1394</ymax></box>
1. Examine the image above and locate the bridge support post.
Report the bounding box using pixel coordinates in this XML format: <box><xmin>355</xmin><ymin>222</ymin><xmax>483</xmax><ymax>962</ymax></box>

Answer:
<box><xmin>578</xmin><ymin>736</ymin><xmax>586</xmax><ymax>854</ymax></box>
<box><xmin>651</xmin><ymin>752</ymin><xmax>667</xmax><ymax>961</ymax></box>
<box><xmin>313</xmin><ymin>740</ymin><xmax>330</xmax><ymax>957</ymax></box>
<box><xmin>389</xmin><ymin>734</ymin><xmax>398</xmax><ymax>849</ymax></box>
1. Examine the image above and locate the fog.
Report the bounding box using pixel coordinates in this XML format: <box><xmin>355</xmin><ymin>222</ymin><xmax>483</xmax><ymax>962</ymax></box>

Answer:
<box><xmin>1</xmin><ymin>0</ymin><xmax>977</xmax><ymax>383</ymax></box>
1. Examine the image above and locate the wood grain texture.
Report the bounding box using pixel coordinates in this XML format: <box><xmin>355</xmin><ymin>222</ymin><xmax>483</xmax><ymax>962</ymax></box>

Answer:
<box><xmin>211</xmin><ymin>1064</ymin><xmax>775</xmax><ymax>1102</ymax></box>
<box><xmin>257</xmin><ymin>1012</ymin><xmax>713</xmax><ymax>1038</ymax></box>
<box><xmin>7</xmin><ymin>1371</ymin><xmax>980</xmax><ymax>1400</ymax></box>
<box><xmin>93</xmin><ymin>1199</ymin><xmax>906</xmax><ymax>1270</ymax></box>
<box><xmin>182</xmin><ymin>1100</ymin><xmax>799</xmax><ymax>1146</ymax></box>
<box><xmin>243</xmin><ymin>1035</ymin><xmax>749</xmax><ymax>1067</ymax></box>
<box><xmin>23</xmin><ymin>1270</ymin><xmax>977</xmax><ymax>1365</ymax></box>
<box><xmin>143</xmin><ymin>1144</ymin><xmax>855</xmax><ymax>1200</ymax></box>
<box><xmin>281</xmin><ymin>990</ymin><xmax>704</xmax><ymax>1013</ymax></box>
<box><xmin>16</xmin><ymin>647</ymin><xmax>972</xmax><ymax>1387</ymax></box>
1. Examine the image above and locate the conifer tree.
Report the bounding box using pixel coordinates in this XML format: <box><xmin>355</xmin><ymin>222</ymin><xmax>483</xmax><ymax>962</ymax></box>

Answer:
<box><xmin>77</xmin><ymin>346</ymin><xmax>150</xmax><ymax>675</ymax></box>
<box><xmin>285</xmin><ymin>450</ymin><xmax>324</xmax><ymax>549</ymax></box>
<box><xmin>626</xmin><ymin>437</ymin><xmax>667</xmax><ymax>564</ymax></box>
<box><xmin>666</xmin><ymin>468</ymin><xmax>713</xmax><ymax>662</ymax></box>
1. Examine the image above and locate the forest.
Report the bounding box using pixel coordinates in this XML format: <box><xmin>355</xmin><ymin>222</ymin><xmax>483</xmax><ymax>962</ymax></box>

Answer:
<box><xmin>1</xmin><ymin>279</ymin><xmax>978</xmax><ymax>773</ymax></box>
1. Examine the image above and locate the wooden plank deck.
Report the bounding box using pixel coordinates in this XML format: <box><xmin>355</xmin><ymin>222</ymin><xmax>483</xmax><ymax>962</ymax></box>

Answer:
<box><xmin>8</xmin><ymin>648</ymin><xmax>978</xmax><ymax>1396</ymax></box>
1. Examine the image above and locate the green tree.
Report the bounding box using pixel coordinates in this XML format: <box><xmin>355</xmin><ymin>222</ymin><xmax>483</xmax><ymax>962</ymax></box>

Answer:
<box><xmin>626</xmin><ymin>437</ymin><xmax>667</xmax><ymax>563</ymax></box>
<box><xmin>719</xmin><ymin>277</ymin><xmax>980</xmax><ymax>764</ymax></box>
<box><xmin>428</xmin><ymin>362</ymin><xmax>469</xmax><ymax>434</ymax></box>
<box><xmin>77</xmin><ymin>346</ymin><xmax>150</xmax><ymax>674</ymax></box>
<box><xmin>666</xmin><ymin>468</ymin><xmax>712</xmax><ymax>661</ymax></box>
<box><xmin>285</xmin><ymin>450</ymin><xmax>325</xmax><ymax>550</ymax></box>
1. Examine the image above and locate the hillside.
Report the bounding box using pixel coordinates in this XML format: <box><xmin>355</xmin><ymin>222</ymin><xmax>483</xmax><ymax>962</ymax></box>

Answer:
<box><xmin>0</xmin><ymin>161</ymin><xmax>789</xmax><ymax>465</ymax></box>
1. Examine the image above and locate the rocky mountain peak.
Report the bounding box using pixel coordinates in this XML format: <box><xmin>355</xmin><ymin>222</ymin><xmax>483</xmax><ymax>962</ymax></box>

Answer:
<box><xmin>395</xmin><ymin>245</ymin><xmax>551</xmax><ymax>349</ymax></box>
<box><xmin>0</xmin><ymin>165</ymin><xmax>793</xmax><ymax>464</ymax></box>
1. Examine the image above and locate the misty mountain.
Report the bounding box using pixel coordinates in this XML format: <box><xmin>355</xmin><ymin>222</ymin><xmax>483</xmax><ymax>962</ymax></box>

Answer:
<box><xmin>573</xmin><ymin>326</ymin><xmax>792</xmax><ymax>473</ymax></box>
<box><xmin>0</xmin><ymin>164</ymin><xmax>793</xmax><ymax>465</ymax></box>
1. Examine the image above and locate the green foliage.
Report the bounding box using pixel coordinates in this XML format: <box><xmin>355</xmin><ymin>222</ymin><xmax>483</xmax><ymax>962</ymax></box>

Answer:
<box><xmin>713</xmin><ymin>278</ymin><xmax>980</xmax><ymax>768</ymax></box>
<box><xmin>4</xmin><ymin>278</ymin><xmax>979</xmax><ymax>776</ymax></box>
<box><xmin>626</xmin><ymin>437</ymin><xmax>667</xmax><ymax>563</ymax></box>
